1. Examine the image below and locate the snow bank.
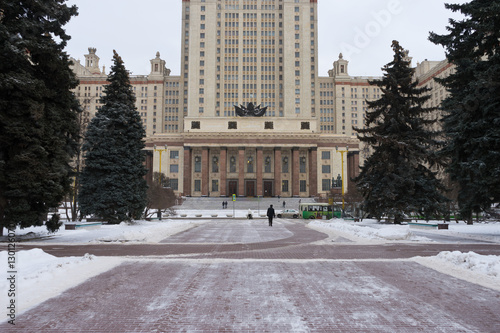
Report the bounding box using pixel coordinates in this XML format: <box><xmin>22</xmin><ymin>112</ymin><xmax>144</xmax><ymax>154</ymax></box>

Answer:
<box><xmin>309</xmin><ymin>219</ymin><xmax>431</xmax><ymax>242</ymax></box>
<box><xmin>435</xmin><ymin>251</ymin><xmax>500</xmax><ymax>278</ymax></box>
<box><xmin>414</xmin><ymin>251</ymin><xmax>500</xmax><ymax>291</ymax></box>
<box><xmin>92</xmin><ymin>220</ymin><xmax>198</xmax><ymax>243</ymax></box>
<box><xmin>0</xmin><ymin>249</ymin><xmax>124</xmax><ymax>318</ymax></box>
<box><xmin>1</xmin><ymin>219</ymin><xmax>201</xmax><ymax>244</ymax></box>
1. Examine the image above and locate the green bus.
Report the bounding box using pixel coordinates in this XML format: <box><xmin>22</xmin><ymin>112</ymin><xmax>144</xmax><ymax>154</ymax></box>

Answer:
<box><xmin>299</xmin><ymin>203</ymin><xmax>342</xmax><ymax>219</ymax></box>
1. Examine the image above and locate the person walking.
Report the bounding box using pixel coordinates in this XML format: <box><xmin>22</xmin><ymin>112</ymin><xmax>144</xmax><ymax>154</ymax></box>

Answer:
<box><xmin>267</xmin><ymin>204</ymin><xmax>275</xmax><ymax>227</ymax></box>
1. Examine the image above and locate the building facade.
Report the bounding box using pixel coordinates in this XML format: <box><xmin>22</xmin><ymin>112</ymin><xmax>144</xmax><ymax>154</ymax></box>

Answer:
<box><xmin>70</xmin><ymin>0</ymin><xmax>450</xmax><ymax>199</ymax></box>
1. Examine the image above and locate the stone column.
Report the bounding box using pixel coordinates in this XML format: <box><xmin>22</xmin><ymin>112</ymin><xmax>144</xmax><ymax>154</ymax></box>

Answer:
<box><xmin>292</xmin><ymin>147</ymin><xmax>300</xmax><ymax>197</ymax></box>
<box><xmin>145</xmin><ymin>150</ymin><xmax>154</xmax><ymax>186</ymax></box>
<box><xmin>274</xmin><ymin>148</ymin><xmax>281</xmax><ymax>197</ymax></box>
<box><xmin>309</xmin><ymin>147</ymin><xmax>318</xmax><ymax>197</ymax></box>
<box><xmin>238</xmin><ymin>147</ymin><xmax>245</xmax><ymax>197</ymax></box>
<box><xmin>201</xmin><ymin>147</ymin><xmax>209</xmax><ymax>196</ymax></box>
<box><xmin>220</xmin><ymin>147</ymin><xmax>227</xmax><ymax>197</ymax></box>
<box><xmin>256</xmin><ymin>147</ymin><xmax>263</xmax><ymax>197</ymax></box>
<box><xmin>183</xmin><ymin>146</ymin><xmax>191</xmax><ymax>196</ymax></box>
<box><xmin>347</xmin><ymin>151</ymin><xmax>360</xmax><ymax>194</ymax></box>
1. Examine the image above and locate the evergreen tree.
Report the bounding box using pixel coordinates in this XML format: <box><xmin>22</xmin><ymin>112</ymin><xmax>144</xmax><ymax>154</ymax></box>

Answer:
<box><xmin>429</xmin><ymin>0</ymin><xmax>500</xmax><ymax>223</ymax></box>
<box><xmin>354</xmin><ymin>41</ymin><xmax>448</xmax><ymax>224</ymax></box>
<box><xmin>79</xmin><ymin>51</ymin><xmax>148</xmax><ymax>224</ymax></box>
<box><xmin>0</xmin><ymin>1</ymin><xmax>80</xmax><ymax>235</ymax></box>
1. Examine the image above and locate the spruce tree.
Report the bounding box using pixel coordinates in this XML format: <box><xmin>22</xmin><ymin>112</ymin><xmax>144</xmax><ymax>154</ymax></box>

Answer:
<box><xmin>354</xmin><ymin>41</ymin><xmax>448</xmax><ymax>224</ymax></box>
<box><xmin>0</xmin><ymin>1</ymin><xmax>80</xmax><ymax>235</ymax></box>
<box><xmin>79</xmin><ymin>51</ymin><xmax>148</xmax><ymax>224</ymax></box>
<box><xmin>429</xmin><ymin>0</ymin><xmax>500</xmax><ymax>223</ymax></box>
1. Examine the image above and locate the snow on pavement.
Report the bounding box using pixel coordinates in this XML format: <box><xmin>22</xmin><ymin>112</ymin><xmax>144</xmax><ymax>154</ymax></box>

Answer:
<box><xmin>0</xmin><ymin>249</ymin><xmax>124</xmax><ymax>316</ymax></box>
<box><xmin>308</xmin><ymin>218</ymin><xmax>500</xmax><ymax>291</ymax></box>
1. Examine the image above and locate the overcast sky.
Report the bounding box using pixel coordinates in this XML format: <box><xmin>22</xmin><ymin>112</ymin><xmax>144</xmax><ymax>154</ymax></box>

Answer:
<box><xmin>64</xmin><ymin>0</ymin><xmax>467</xmax><ymax>77</ymax></box>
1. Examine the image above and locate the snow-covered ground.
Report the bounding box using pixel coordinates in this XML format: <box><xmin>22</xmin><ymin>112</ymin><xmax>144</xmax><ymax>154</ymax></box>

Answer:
<box><xmin>2</xmin><ymin>219</ymin><xmax>201</xmax><ymax>244</ymax></box>
<box><xmin>310</xmin><ymin>218</ymin><xmax>500</xmax><ymax>244</ymax></box>
<box><xmin>1</xmin><ymin>211</ymin><xmax>499</xmax><ymax>320</ymax></box>
<box><xmin>0</xmin><ymin>249</ymin><xmax>124</xmax><ymax>316</ymax></box>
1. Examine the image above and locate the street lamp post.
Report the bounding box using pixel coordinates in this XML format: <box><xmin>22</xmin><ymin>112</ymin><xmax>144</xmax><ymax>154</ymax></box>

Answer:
<box><xmin>336</xmin><ymin>145</ymin><xmax>349</xmax><ymax>213</ymax></box>
<box><xmin>154</xmin><ymin>144</ymin><xmax>167</xmax><ymax>185</ymax></box>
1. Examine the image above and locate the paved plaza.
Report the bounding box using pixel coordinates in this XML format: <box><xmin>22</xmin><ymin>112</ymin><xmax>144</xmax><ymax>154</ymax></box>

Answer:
<box><xmin>1</xmin><ymin>200</ymin><xmax>500</xmax><ymax>332</ymax></box>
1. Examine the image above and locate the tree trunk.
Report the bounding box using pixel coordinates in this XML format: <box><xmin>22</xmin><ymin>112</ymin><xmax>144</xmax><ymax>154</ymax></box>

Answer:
<box><xmin>466</xmin><ymin>211</ymin><xmax>473</xmax><ymax>225</ymax></box>
<box><xmin>0</xmin><ymin>200</ymin><xmax>5</xmax><ymax>236</ymax></box>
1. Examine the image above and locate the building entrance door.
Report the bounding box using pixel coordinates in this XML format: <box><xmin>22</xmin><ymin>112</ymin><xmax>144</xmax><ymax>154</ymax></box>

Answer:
<box><xmin>245</xmin><ymin>180</ymin><xmax>256</xmax><ymax>197</ymax></box>
<box><xmin>228</xmin><ymin>180</ymin><xmax>238</xmax><ymax>197</ymax></box>
<box><xmin>263</xmin><ymin>181</ymin><xmax>273</xmax><ymax>197</ymax></box>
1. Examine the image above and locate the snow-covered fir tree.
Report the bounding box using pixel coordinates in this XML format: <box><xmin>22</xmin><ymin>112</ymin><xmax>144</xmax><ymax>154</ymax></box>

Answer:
<box><xmin>429</xmin><ymin>0</ymin><xmax>500</xmax><ymax>223</ymax></box>
<box><xmin>79</xmin><ymin>51</ymin><xmax>148</xmax><ymax>224</ymax></box>
<box><xmin>0</xmin><ymin>0</ymin><xmax>80</xmax><ymax>235</ymax></box>
<box><xmin>354</xmin><ymin>41</ymin><xmax>448</xmax><ymax>224</ymax></box>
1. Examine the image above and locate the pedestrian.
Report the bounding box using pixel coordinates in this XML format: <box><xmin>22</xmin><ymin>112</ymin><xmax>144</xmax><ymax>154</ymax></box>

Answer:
<box><xmin>283</xmin><ymin>200</ymin><xmax>286</xmax><ymax>208</ymax></box>
<box><xmin>222</xmin><ymin>201</ymin><xmax>225</xmax><ymax>209</ymax></box>
<box><xmin>267</xmin><ymin>204</ymin><xmax>275</xmax><ymax>227</ymax></box>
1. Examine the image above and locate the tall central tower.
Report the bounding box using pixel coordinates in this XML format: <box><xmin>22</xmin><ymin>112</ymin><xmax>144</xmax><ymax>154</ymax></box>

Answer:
<box><xmin>181</xmin><ymin>0</ymin><xmax>318</xmax><ymax>121</ymax></box>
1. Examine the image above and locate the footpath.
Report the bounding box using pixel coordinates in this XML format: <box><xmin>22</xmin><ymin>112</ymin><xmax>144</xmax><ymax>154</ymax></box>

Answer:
<box><xmin>1</xmin><ymin>211</ymin><xmax>500</xmax><ymax>332</ymax></box>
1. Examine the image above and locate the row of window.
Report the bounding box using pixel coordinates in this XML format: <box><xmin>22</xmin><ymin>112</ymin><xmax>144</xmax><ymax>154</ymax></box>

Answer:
<box><xmin>184</xmin><ymin>154</ymin><xmax>309</xmax><ymax>174</ymax></box>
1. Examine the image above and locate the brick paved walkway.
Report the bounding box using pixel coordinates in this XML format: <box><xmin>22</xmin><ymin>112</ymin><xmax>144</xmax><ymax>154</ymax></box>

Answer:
<box><xmin>2</xmin><ymin>220</ymin><xmax>500</xmax><ymax>332</ymax></box>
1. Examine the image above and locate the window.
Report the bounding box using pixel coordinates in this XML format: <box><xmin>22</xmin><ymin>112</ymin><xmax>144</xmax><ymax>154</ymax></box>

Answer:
<box><xmin>212</xmin><ymin>156</ymin><xmax>219</xmax><ymax>173</ymax></box>
<box><xmin>282</xmin><ymin>180</ymin><xmax>289</xmax><ymax>192</ymax></box>
<box><xmin>322</xmin><ymin>179</ymin><xmax>331</xmax><ymax>192</ymax></box>
<box><xmin>170</xmin><ymin>164</ymin><xmax>179</xmax><ymax>173</ymax></box>
<box><xmin>264</xmin><ymin>156</ymin><xmax>272</xmax><ymax>173</ymax></box>
<box><xmin>300</xmin><ymin>156</ymin><xmax>306</xmax><ymax>173</ymax></box>
<box><xmin>300</xmin><ymin>180</ymin><xmax>307</xmax><ymax>192</ymax></box>
<box><xmin>194</xmin><ymin>156</ymin><xmax>201</xmax><ymax>172</ymax></box>
<box><xmin>194</xmin><ymin>180</ymin><xmax>201</xmax><ymax>192</ymax></box>
<box><xmin>282</xmin><ymin>156</ymin><xmax>289</xmax><ymax>173</ymax></box>
<box><xmin>247</xmin><ymin>156</ymin><xmax>254</xmax><ymax>173</ymax></box>
<box><xmin>264</xmin><ymin>121</ymin><xmax>274</xmax><ymax>129</ymax></box>
<box><xmin>321</xmin><ymin>151</ymin><xmax>330</xmax><ymax>160</ymax></box>
<box><xmin>212</xmin><ymin>180</ymin><xmax>219</xmax><ymax>192</ymax></box>
<box><xmin>322</xmin><ymin>165</ymin><xmax>331</xmax><ymax>173</ymax></box>
<box><xmin>191</xmin><ymin>121</ymin><xmax>200</xmax><ymax>129</ymax></box>
<box><xmin>170</xmin><ymin>179</ymin><xmax>179</xmax><ymax>191</ymax></box>
<box><xmin>229</xmin><ymin>155</ymin><xmax>237</xmax><ymax>173</ymax></box>
<box><xmin>228</xmin><ymin>121</ymin><xmax>237</xmax><ymax>129</ymax></box>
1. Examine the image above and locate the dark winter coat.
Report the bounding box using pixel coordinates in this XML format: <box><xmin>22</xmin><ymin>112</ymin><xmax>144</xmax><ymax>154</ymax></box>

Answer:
<box><xmin>267</xmin><ymin>207</ymin><xmax>275</xmax><ymax>218</ymax></box>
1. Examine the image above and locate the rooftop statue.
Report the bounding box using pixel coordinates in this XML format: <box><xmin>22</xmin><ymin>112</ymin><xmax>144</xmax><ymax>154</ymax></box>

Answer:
<box><xmin>234</xmin><ymin>102</ymin><xmax>267</xmax><ymax>117</ymax></box>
